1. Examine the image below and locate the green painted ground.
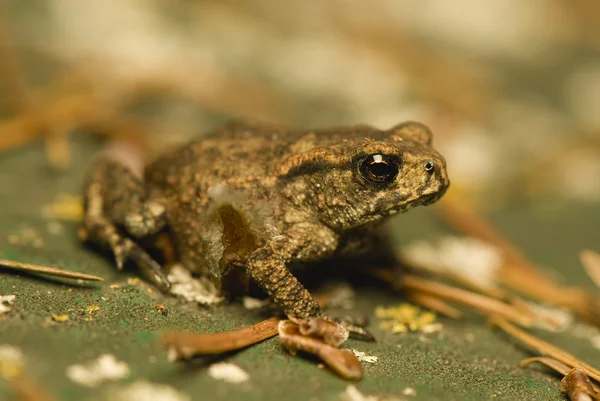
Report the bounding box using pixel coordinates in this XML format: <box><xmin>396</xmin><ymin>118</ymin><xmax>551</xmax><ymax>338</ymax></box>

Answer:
<box><xmin>0</xmin><ymin>137</ymin><xmax>599</xmax><ymax>400</ymax></box>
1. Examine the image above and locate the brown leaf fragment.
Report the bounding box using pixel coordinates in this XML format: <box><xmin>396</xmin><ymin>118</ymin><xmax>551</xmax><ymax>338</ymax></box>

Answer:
<box><xmin>278</xmin><ymin>320</ymin><xmax>363</xmax><ymax>381</ymax></box>
<box><xmin>161</xmin><ymin>317</ymin><xmax>280</xmax><ymax>359</ymax></box>
<box><xmin>0</xmin><ymin>259</ymin><xmax>103</xmax><ymax>282</ymax></box>
<box><xmin>491</xmin><ymin>317</ymin><xmax>600</xmax><ymax>382</ymax></box>
<box><xmin>561</xmin><ymin>368</ymin><xmax>600</xmax><ymax>401</ymax></box>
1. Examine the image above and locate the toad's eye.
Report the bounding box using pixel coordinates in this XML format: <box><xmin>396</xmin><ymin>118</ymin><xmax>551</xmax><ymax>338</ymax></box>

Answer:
<box><xmin>359</xmin><ymin>154</ymin><xmax>399</xmax><ymax>184</ymax></box>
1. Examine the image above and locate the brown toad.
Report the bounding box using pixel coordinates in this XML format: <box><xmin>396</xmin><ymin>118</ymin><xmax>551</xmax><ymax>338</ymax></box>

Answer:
<box><xmin>80</xmin><ymin>120</ymin><xmax>449</xmax><ymax>320</ymax></box>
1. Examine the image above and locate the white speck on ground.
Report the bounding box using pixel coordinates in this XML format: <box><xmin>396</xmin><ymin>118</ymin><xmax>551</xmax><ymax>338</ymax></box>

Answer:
<box><xmin>207</xmin><ymin>362</ymin><xmax>249</xmax><ymax>384</ymax></box>
<box><xmin>341</xmin><ymin>385</ymin><xmax>377</xmax><ymax>401</ymax></box>
<box><xmin>66</xmin><ymin>354</ymin><xmax>130</xmax><ymax>387</ymax></box>
<box><xmin>108</xmin><ymin>379</ymin><xmax>191</xmax><ymax>401</ymax></box>
<box><xmin>403</xmin><ymin>387</ymin><xmax>417</xmax><ymax>396</ymax></box>
<box><xmin>527</xmin><ymin>302</ymin><xmax>573</xmax><ymax>332</ymax></box>
<box><xmin>351</xmin><ymin>349</ymin><xmax>378</xmax><ymax>364</ymax></box>
<box><xmin>401</xmin><ymin>236</ymin><xmax>502</xmax><ymax>291</ymax></box>
<box><xmin>0</xmin><ymin>295</ymin><xmax>15</xmax><ymax>315</ymax></box>
<box><xmin>324</xmin><ymin>283</ymin><xmax>355</xmax><ymax>309</ymax></box>
<box><xmin>340</xmin><ymin>385</ymin><xmax>402</xmax><ymax>401</ymax></box>
<box><xmin>167</xmin><ymin>265</ymin><xmax>224</xmax><ymax>305</ymax></box>
<box><xmin>571</xmin><ymin>323</ymin><xmax>600</xmax><ymax>351</ymax></box>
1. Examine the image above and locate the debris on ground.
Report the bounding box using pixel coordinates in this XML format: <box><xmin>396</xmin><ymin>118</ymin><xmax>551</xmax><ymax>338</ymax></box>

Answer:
<box><xmin>46</xmin><ymin>221</ymin><xmax>65</xmax><ymax>235</ymax></box>
<box><xmin>493</xmin><ymin>317</ymin><xmax>600</xmax><ymax>383</ymax></box>
<box><xmin>51</xmin><ymin>313</ymin><xmax>70</xmax><ymax>323</ymax></box>
<box><xmin>279</xmin><ymin>319</ymin><xmax>363</xmax><ymax>381</ymax></box>
<box><xmin>108</xmin><ymin>379</ymin><xmax>191</xmax><ymax>401</ymax></box>
<box><xmin>340</xmin><ymin>385</ymin><xmax>402</xmax><ymax>401</ymax></box>
<box><xmin>322</xmin><ymin>283</ymin><xmax>356</xmax><ymax>309</ymax></box>
<box><xmin>351</xmin><ymin>350</ymin><xmax>377</xmax><ymax>364</ymax></box>
<box><xmin>207</xmin><ymin>362</ymin><xmax>249</xmax><ymax>384</ymax></box>
<box><xmin>520</xmin><ymin>357</ymin><xmax>600</xmax><ymax>401</ymax></box>
<box><xmin>161</xmin><ymin>317</ymin><xmax>280</xmax><ymax>360</ymax></box>
<box><xmin>0</xmin><ymin>344</ymin><xmax>24</xmax><ymax>379</ymax></box>
<box><xmin>7</xmin><ymin>226</ymin><xmax>44</xmax><ymax>248</ymax></box>
<box><xmin>527</xmin><ymin>302</ymin><xmax>574</xmax><ymax>332</ymax></box>
<box><xmin>402</xmin><ymin>387</ymin><xmax>417</xmax><ymax>396</ymax></box>
<box><xmin>86</xmin><ymin>305</ymin><xmax>100</xmax><ymax>314</ymax></box>
<box><xmin>42</xmin><ymin>193</ymin><xmax>83</xmax><ymax>221</ymax></box>
<box><xmin>242</xmin><ymin>296</ymin><xmax>269</xmax><ymax>310</ymax></box>
<box><xmin>401</xmin><ymin>235</ymin><xmax>502</xmax><ymax>293</ymax></box>
<box><xmin>0</xmin><ymin>259</ymin><xmax>103</xmax><ymax>282</ymax></box>
<box><xmin>580</xmin><ymin>249</ymin><xmax>600</xmax><ymax>290</ymax></box>
<box><xmin>560</xmin><ymin>367</ymin><xmax>599</xmax><ymax>401</ymax></box>
<box><xmin>571</xmin><ymin>323</ymin><xmax>600</xmax><ymax>351</ymax></box>
<box><xmin>66</xmin><ymin>354</ymin><xmax>130</xmax><ymax>387</ymax></box>
<box><xmin>167</xmin><ymin>265</ymin><xmax>224</xmax><ymax>305</ymax></box>
<box><xmin>375</xmin><ymin>304</ymin><xmax>442</xmax><ymax>334</ymax></box>
<box><xmin>0</xmin><ymin>294</ymin><xmax>16</xmax><ymax>315</ymax></box>
<box><xmin>127</xmin><ymin>277</ymin><xmax>140</xmax><ymax>286</ymax></box>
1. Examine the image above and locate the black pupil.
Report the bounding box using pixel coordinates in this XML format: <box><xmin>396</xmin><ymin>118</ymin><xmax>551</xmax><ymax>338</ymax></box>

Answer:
<box><xmin>425</xmin><ymin>161</ymin><xmax>434</xmax><ymax>171</ymax></box>
<box><xmin>360</xmin><ymin>154</ymin><xmax>398</xmax><ymax>183</ymax></box>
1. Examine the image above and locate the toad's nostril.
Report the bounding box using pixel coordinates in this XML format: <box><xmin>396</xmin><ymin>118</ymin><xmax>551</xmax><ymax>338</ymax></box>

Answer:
<box><xmin>424</xmin><ymin>161</ymin><xmax>435</xmax><ymax>172</ymax></box>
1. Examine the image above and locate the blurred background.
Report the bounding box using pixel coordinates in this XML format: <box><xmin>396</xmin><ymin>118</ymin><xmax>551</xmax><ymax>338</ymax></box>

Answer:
<box><xmin>2</xmin><ymin>0</ymin><xmax>600</xmax><ymax>210</ymax></box>
<box><xmin>2</xmin><ymin>3</ymin><xmax>600</xmax><ymax>399</ymax></box>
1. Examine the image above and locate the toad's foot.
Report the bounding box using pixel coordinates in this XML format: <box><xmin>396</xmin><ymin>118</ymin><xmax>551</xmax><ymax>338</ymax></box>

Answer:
<box><xmin>79</xmin><ymin>216</ymin><xmax>171</xmax><ymax>292</ymax></box>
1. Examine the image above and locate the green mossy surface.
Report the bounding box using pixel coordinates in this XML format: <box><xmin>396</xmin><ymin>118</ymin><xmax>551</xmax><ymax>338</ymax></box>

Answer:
<box><xmin>0</xmin><ymin>137</ymin><xmax>598</xmax><ymax>400</ymax></box>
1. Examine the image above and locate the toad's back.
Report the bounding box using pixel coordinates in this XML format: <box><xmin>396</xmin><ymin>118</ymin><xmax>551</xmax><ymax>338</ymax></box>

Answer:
<box><xmin>144</xmin><ymin>120</ymin><xmax>399</xmax><ymax>203</ymax></box>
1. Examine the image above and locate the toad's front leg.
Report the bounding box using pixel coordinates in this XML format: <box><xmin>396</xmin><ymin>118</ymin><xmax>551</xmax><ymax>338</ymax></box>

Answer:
<box><xmin>246</xmin><ymin>237</ymin><xmax>322</xmax><ymax>319</ymax></box>
<box><xmin>246</xmin><ymin>230</ymin><xmax>375</xmax><ymax>341</ymax></box>
<box><xmin>245</xmin><ymin>224</ymin><xmax>338</xmax><ymax>319</ymax></box>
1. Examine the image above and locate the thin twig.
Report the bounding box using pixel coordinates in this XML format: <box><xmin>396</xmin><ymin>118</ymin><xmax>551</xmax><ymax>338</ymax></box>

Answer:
<box><xmin>439</xmin><ymin>197</ymin><xmax>600</xmax><ymax>326</ymax></box>
<box><xmin>405</xmin><ymin>290</ymin><xmax>463</xmax><ymax>319</ymax></box>
<box><xmin>491</xmin><ymin>317</ymin><xmax>600</xmax><ymax>382</ymax></box>
<box><xmin>370</xmin><ymin>268</ymin><xmax>534</xmax><ymax>326</ymax></box>
<box><xmin>521</xmin><ymin>356</ymin><xmax>571</xmax><ymax>375</ymax></box>
<box><xmin>0</xmin><ymin>259</ymin><xmax>103</xmax><ymax>282</ymax></box>
<box><xmin>400</xmin><ymin>274</ymin><xmax>534</xmax><ymax>326</ymax></box>
<box><xmin>160</xmin><ymin>292</ymin><xmax>336</xmax><ymax>358</ymax></box>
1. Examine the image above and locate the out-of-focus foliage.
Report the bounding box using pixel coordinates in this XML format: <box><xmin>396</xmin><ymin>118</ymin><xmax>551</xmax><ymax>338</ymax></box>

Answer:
<box><xmin>2</xmin><ymin>0</ymin><xmax>600</xmax><ymax>208</ymax></box>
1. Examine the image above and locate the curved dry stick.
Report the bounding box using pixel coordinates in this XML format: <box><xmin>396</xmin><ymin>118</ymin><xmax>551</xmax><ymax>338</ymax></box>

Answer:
<box><xmin>161</xmin><ymin>317</ymin><xmax>280</xmax><ymax>358</ymax></box>
<box><xmin>160</xmin><ymin>292</ymin><xmax>350</xmax><ymax>359</ymax></box>
<box><xmin>0</xmin><ymin>259</ymin><xmax>103</xmax><ymax>282</ymax></box>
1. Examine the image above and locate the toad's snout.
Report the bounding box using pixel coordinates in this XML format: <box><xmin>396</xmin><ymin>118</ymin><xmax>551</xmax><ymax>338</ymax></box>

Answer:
<box><xmin>419</xmin><ymin>157</ymin><xmax>450</xmax><ymax>202</ymax></box>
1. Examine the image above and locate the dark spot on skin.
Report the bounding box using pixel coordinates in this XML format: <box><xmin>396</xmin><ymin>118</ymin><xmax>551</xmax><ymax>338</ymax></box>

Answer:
<box><xmin>218</xmin><ymin>204</ymin><xmax>256</xmax><ymax>295</ymax></box>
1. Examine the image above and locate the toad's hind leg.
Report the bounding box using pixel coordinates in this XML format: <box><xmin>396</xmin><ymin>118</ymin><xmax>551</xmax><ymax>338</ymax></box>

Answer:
<box><xmin>80</xmin><ymin>158</ymin><xmax>171</xmax><ymax>291</ymax></box>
